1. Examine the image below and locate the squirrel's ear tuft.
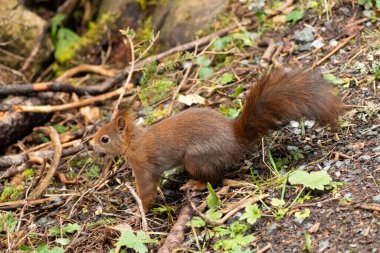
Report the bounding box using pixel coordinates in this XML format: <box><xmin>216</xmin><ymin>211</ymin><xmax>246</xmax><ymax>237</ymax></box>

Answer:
<box><xmin>117</xmin><ymin>117</ymin><xmax>126</xmax><ymax>131</ymax></box>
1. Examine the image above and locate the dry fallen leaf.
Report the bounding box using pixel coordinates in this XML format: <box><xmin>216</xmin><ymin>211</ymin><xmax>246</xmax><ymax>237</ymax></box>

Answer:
<box><xmin>309</xmin><ymin>222</ymin><xmax>320</xmax><ymax>234</ymax></box>
<box><xmin>80</xmin><ymin>106</ymin><xmax>101</xmax><ymax>124</ymax></box>
<box><xmin>178</xmin><ymin>94</ymin><xmax>206</xmax><ymax>106</ymax></box>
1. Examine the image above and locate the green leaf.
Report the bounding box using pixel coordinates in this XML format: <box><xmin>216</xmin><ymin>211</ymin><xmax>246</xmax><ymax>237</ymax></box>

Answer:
<box><xmin>220</xmin><ymin>73</ymin><xmax>235</xmax><ymax>85</ymax></box>
<box><xmin>206</xmin><ymin>183</ymin><xmax>220</xmax><ymax>209</ymax></box>
<box><xmin>64</xmin><ymin>223</ymin><xmax>81</xmax><ymax>234</ymax></box>
<box><xmin>55</xmin><ymin>237</ymin><xmax>70</xmax><ymax>246</ymax></box>
<box><xmin>213</xmin><ymin>234</ymin><xmax>255</xmax><ymax>251</ymax></box>
<box><xmin>196</xmin><ymin>55</ymin><xmax>211</xmax><ymax>67</ymax></box>
<box><xmin>199</xmin><ymin>67</ymin><xmax>214</xmax><ymax>79</ymax></box>
<box><xmin>239</xmin><ymin>204</ymin><xmax>261</xmax><ymax>224</ymax></box>
<box><xmin>231</xmin><ymin>84</ymin><xmax>243</xmax><ymax>97</ymax></box>
<box><xmin>219</xmin><ymin>105</ymin><xmax>241</xmax><ymax>119</ymax></box>
<box><xmin>205</xmin><ymin>209</ymin><xmax>222</xmax><ymax>222</ymax></box>
<box><xmin>213</xmin><ymin>38</ymin><xmax>226</xmax><ymax>51</ymax></box>
<box><xmin>51</xmin><ymin>14</ymin><xmax>66</xmax><ymax>40</ymax></box>
<box><xmin>323</xmin><ymin>73</ymin><xmax>345</xmax><ymax>85</ymax></box>
<box><xmin>295</xmin><ymin>208</ymin><xmax>311</xmax><ymax>219</ymax></box>
<box><xmin>53</xmin><ymin>124</ymin><xmax>69</xmax><ymax>134</ymax></box>
<box><xmin>229</xmin><ymin>221</ymin><xmax>249</xmax><ymax>237</ymax></box>
<box><xmin>116</xmin><ymin>230</ymin><xmax>153</xmax><ymax>253</ymax></box>
<box><xmin>35</xmin><ymin>244</ymin><xmax>64</xmax><ymax>253</ymax></box>
<box><xmin>286</xmin><ymin>8</ymin><xmax>304</xmax><ymax>24</ymax></box>
<box><xmin>288</xmin><ymin>170</ymin><xmax>332</xmax><ymax>190</ymax></box>
<box><xmin>55</xmin><ymin>28</ymin><xmax>80</xmax><ymax>63</ymax></box>
<box><xmin>188</xmin><ymin>216</ymin><xmax>206</xmax><ymax>228</ymax></box>
<box><xmin>87</xmin><ymin>164</ymin><xmax>101</xmax><ymax>179</ymax></box>
<box><xmin>271</xmin><ymin>198</ymin><xmax>285</xmax><ymax>207</ymax></box>
<box><xmin>304</xmin><ymin>231</ymin><xmax>314</xmax><ymax>252</ymax></box>
<box><xmin>0</xmin><ymin>212</ymin><xmax>17</xmax><ymax>233</ymax></box>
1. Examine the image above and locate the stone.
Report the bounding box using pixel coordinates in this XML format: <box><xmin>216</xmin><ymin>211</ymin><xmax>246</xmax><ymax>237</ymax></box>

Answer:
<box><xmin>0</xmin><ymin>0</ymin><xmax>53</xmax><ymax>79</ymax></box>
<box><xmin>294</xmin><ymin>27</ymin><xmax>315</xmax><ymax>42</ymax></box>
<box><xmin>151</xmin><ymin>0</ymin><xmax>227</xmax><ymax>50</ymax></box>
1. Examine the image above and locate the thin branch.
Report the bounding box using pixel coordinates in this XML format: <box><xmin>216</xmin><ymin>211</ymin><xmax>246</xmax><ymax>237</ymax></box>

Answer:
<box><xmin>125</xmin><ymin>182</ymin><xmax>149</xmax><ymax>232</ymax></box>
<box><xmin>28</xmin><ymin>127</ymin><xmax>62</xmax><ymax>200</ymax></box>
<box><xmin>220</xmin><ymin>194</ymin><xmax>269</xmax><ymax>224</ymax></box>
<box><xmin>309</xmin><ymin>34</ymin><xmax>357</xmax><ymax>70</ymax></box>
<box><xmin>168</xmin><ymin>63</ymin><xmax>193</xmax><ymax>115</ymax></box>
<box><xmin>56</xmin><ymin>64</ymin><xmax>116</xmax><ymax>82</ymax></box>
<box><xmin>113</xmin><ymin>33</ymin><xmax>136</xmax><ymax>116</ymax></box>
<box><xmin>14</xmin><ymin>88</ymin><xmax>133</xmax><ymax>113</ymax></box>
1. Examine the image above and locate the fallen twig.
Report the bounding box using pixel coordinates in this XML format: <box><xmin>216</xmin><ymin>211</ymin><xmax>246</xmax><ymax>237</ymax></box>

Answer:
<box><xmin>358</xmin><ymin>204</ymin><xmax>380</xmax><ymax>212</ymax></box>
<box><xmin>56</xmin><ymin>64</ymin><xmax>116</xmax><ymax>82</ymax></box>
<box><xmin>0</xmin><ymin>197</ymin><xmax>59</xmax><ymax>210</ymax></box>
<box><xmin>186</xmin><ymin>191</ymin><xmax>221</xmax><ymax>226</ymax></box>
<box><xmin>158</xmin><ymin>200</ymin><xmax>198</xmax><ymax>253</ymax></box>
<box><xmin>28</xmin><ymin>127</ymin><xmax>62</xmax><ymax>199</ymax></box>
<box><xmin>14</xmin><ymin>88</ymin><xmax>133</xmax><ymax>113</ymax></box>
<box><xmin>0</xmin><ymin>144</ymin><xmax>84</xmax><ymax>169</ymax></box>
<box><xmin>125</xmin><ymin>182</ymin><xmax>149</xmax><ymax>232</ymax></box>
<box><xmin>113</xmin><ymin>31</ymin><xmax>136</xmax><ymax>117</ymax></box>
<box><xmin>168</xmin><ymin>63</ymin><xmax>193</xmax><ymax>115</ymax></box>
<box><xmin>310</xmin><ymin>34</ymin><xmax>357</xmax><ymax>70</ymax></box>
<box><xmin>257</xmin><ymin>243</ymin><xmax>272</xmax><ymax>253</ymax></box>
<box><xmin>260</xmin><ymin>38</ymin><xmax>276</xmax><ymax>69</ymax></box>
<box><xmin>220</xmin><ymin>194</ymin><xmax>269</xmax><ymax>224</ymax></box>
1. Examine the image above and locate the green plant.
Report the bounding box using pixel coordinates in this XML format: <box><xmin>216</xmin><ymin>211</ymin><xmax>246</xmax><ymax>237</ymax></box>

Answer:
<box><xmin>0</xmin><ymin>212</ymin><xmax>17</xmax><ymax>234</ymax></box>
<box><xmin>0</xmin><ymin>185</ymin><xmax>24</xmax><ymax>202</ymax></box>
<box><xmin>212</xmin><ymin>221</ymin><xmax>255</xmax><ymax>253</ymax></box>
<box><xmin>48</xmin><ymin>223</ymin><xmax>81</xmax><ymax>237</ymax></box>
<box><xmin>86</xmin><ymin>164</ymin><xmax>101</xmax><ymax>179</ymax></box>
<box><xmin>286</xmin><ymin>8</ymin><xmax>304</xmax><ymax>24</ymax></box>
<box><xmin>152</xmin><ymin>205</ymin><xmax>176</xmax><ymax>222</ymax></box>
<box><xmin>114</xmin><ymin>229</ymin><xmax>154</xmax><ymax>253</ymax></box>
<box><xmin>20</xmin><ymin>243</ymin><xmax>64</xmax><ymax>253</ymax></box>
<box><xmin>239</xmin><ymin>204</ymin><xmax>261</xmax><ymax>225</ymax></box>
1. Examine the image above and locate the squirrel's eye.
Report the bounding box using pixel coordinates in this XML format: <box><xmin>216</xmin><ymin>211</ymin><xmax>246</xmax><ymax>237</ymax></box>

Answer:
<box><xmin>101</xmin><ymin>135</ymin><xmax>109</xmax><ymax>144</ymax></box>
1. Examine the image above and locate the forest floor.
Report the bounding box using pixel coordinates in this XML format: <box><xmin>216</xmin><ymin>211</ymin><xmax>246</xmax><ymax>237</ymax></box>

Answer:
<box><xmin>0</xmin><ymin>1</ymin><xmax>379</xmax><ymax>253</ymax></box>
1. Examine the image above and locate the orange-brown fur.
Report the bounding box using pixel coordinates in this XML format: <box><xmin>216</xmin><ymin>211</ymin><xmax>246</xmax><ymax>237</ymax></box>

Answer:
<box><xmin>91</xmin><ymin>69</ymin><xmax>341</xmax><ymax>211</ymax></box>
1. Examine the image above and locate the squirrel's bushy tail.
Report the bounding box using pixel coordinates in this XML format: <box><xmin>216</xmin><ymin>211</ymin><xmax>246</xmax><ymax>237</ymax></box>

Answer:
<box><xmin>234</xmin><ymin>69</ymin><xmax>341</xmax><ymax>140</ymax></box>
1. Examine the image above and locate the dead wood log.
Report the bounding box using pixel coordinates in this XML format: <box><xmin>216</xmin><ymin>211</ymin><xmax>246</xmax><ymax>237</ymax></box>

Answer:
<box><xmin>158</xmin><ymin>199</ymin><xmax>198</xmax><ymax>253</ymax></box>
<box><xmin>0</xmin><ymin>97</ymin><xmax>50</xmax><ymax>151</ymax></box>
<box><xmin>0</xmin><ymin>144</ymin><xmax>84</xmax><ymax>170</ymax></box>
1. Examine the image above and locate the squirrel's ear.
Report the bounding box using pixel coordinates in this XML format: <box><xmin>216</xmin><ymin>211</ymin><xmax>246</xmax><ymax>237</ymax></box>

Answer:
<box><xmin>117</xmin><ymin>117</ymin><xmax>126</xmax><ymax>131</ymax></box>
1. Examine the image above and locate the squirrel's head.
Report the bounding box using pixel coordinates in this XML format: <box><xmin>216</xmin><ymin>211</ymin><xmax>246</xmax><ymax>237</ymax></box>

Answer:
<box><xmin>90</xmin><ymin>109</ymin><xmax>135</xmax><ymax>156</ymax></box>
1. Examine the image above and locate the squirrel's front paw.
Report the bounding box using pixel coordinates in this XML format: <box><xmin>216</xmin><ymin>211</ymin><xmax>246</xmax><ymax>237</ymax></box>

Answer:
<box><xmin>180</xmin><ymin>180</ymin><xmax>207</xmax><ymax>191</ymax></box>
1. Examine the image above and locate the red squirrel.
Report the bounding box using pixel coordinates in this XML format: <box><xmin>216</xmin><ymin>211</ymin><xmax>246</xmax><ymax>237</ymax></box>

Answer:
<box><xmin>91</xmin><ymin>69</ymin><xmax>341</xmax><ymax>211</ymax></box>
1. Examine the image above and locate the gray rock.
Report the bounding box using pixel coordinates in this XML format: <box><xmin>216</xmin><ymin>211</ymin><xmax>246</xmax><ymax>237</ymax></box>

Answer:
<box><xmin>372</xmin><ymin>146</ymin><xmax>380</xmax><ymax>152</ymax></box>
<box><xmin>318</xmin><ymin>240</ymin><xmax>330</xmax><ymax>253</ymax></box>
<box><xmin>152</xmin><ymin>0</ymin><xmax>227</xmax><ymax>49</ymax></box>
<box><xmin>267</xmin><ymin>223</ymin><xmax>278</xmax><ymax>235</ymax></box>
<box><xmin>339</xmin><ymin>6</ymin><xmax>351</xmax><ymax>16</ymax></box>
<box><xmin>290</xmin><ymin>121</ymin><xmax>300</xmax><ymax>128</ymax></box>
<box><xmin>303</xmin><ymin>145</ymin><xmax>312</xmax><ymax>151</ymax></box>
<box><xmin>0</xmin><ymin>0</ymin><xmax>53</xmax><ymax>79</ymax></box>
<box><xmin>335</xmin><ymin>161</ymin><xmax>344</xmax><ymax>169</ymax></box>
<box><xmin>294</xmin><ymin>27</ymin><xmax>315</xmax><ymax>42</ymax></box>
<box><xmin>287</xmin><ymin>145</ymin><xmax>299</xmax><ymax>152</ymax></box>
<box><xmin>304</xmin><ymin>120</ymin><xmax>315</xmax><ymax>128</ymax></box>
<box><xmin>292</xmin><ymin>128</ymin><xmax>302</xmax><ymax>135</ymax></box>
<box><xmin>372</xmin><ymin>194</ymin><xmax>380</xmax><ymax>204</ymax></box>
<box><xmin>298</xmin><ymin>42</ymin><xmax>312</xmax><ymax>51</ymax></box>
<box><xmin>366</xmin><ymin>131</ymin><xmax>378</xmax><ymax>136</ymax></box>
<box><xmin>358</xmin><ymin>155</ymin><xmax>371</xmax><ymax>162</ymax></box>
<box><xmin>375</xmin><ymin>157</ymin><xmax>380</xmax><ymax>163</ymax></box>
